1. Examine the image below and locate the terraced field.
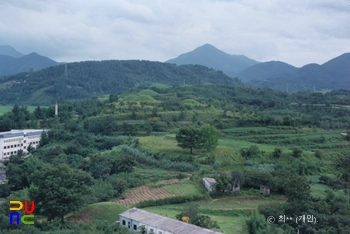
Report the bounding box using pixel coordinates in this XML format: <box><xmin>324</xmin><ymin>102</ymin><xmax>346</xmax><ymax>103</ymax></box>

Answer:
<box><xmin>115</xmin><ymin>185</ymin><xmax>174</xmax><ymax>206</ymax></box>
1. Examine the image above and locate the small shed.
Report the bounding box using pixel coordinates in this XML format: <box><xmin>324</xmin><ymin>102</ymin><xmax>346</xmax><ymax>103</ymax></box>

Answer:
<box><xmin>260</xmin><ymin>185</ymin><xmax>270</xmax><ymax>194</ymax></box>
<box><xmin>202</xmin><ymin>177</ymin><xmax>217</xmax><ymax>192</ymax></box>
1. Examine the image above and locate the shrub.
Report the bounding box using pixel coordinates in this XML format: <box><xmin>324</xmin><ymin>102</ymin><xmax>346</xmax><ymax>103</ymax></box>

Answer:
<box><xmin>241</xmin><ymin>145</ymin><xmax>260</xmax><ymax>158</ymax></box>
<box><xmin>272</xmin><ymin>148</ymin><xmax>282</xmax><ymax>158</ymax></box>
<box><xmin>314</xmin><ymin>149</ymin><xmax>323</xmax><ymax>159</ymax></box>
<box><xmin>122</xmin><ymin>146</ymin><xmax>197</xmax><ymax>172</ymax></box>
<box><xmin>292</xmin><ymin>147</ymin><xmax>303</xmax><ymax>158</ymax></box>
<box><xmin>135</xmin><ymin>194</ymin><xmax>204</xmax><ymax>208</ymax></box>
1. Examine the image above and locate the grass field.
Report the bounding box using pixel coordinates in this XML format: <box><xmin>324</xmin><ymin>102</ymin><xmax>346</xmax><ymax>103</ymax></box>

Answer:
<box><xmin>162</xmin><ymin>181</ymin><xmax>204</xmax><ymax>196</ymax></box>
<box><xmin>68</xmin><ymin>202</ymin><xmax>128</xmax><ymax>223</ymax></box>
<box><xmin>143</xmin><ymin>193</ymin><xmax>285</xmax><ymax>234</ymax></box>
<box><xmin>0</xmin><ymin>105</ymin><xmax>46</xmax><ymax>115</ymax></box>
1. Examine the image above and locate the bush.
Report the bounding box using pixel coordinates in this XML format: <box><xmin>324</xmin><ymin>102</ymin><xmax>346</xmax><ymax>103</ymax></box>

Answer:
<box><xmin>122</xmin><ymin>146</ymin><xmax>197</xmax><ymax>172</ymax></box>
<box><xmin>241</xmin><ymin>145</ymin><xmax>260</xmax><ymax>158</ymax></box>
<box><xmin>272</xmin><ymin>148</ymin><xmax>282</xmax><ymax>158</ymax></box>
<box><xmin>314</xmin><ymin>149</ymin><xmax>323</xmax><ymax>159</ymax></box>
<box><xmin>292</xmin><ymin>147</ymin><xmax>303</xmax><ymax>158</ymax></box>
<box><xmin>135</xmin><ymin>194</ymin><xmax>204</xmax><ymax>208</ymax></box>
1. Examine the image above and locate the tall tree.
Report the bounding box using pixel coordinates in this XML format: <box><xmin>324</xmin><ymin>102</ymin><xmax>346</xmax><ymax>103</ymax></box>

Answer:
<box><xmin>176</xmin><ymin>127</ymin><xmax>201</xmax><ymax>154</ymax></box>
<box><xmin>199</xmin><ymin>124</ymin><xmax>219</xmax><ymax>152</ymax></box>
<box><xmin>29</xmin><ymin>164</ymin><xmax>93</xmax><ymax>223</ymax></box>
<box><xmin>176</xmin><ymin>125</ymin><xmax>219</xmax><ymax>154</ymax></box>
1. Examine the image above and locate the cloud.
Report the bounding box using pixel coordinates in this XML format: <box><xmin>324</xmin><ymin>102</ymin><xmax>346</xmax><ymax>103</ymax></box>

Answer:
<box><xmin>0</xmin><ymin>0</ymin><xmax>349</xmax><ymax>66</ymax></box>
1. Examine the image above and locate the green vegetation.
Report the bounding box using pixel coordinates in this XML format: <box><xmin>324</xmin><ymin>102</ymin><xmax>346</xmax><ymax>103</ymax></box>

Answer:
<box><xmin>69</xmin><ymin>202</ymin><xmax>128</xmax><ymax>223</ymax></box>
<box><xmin>1</xmin><ymin>84</ymin><xmax>350</xmax><ymax>233</ymax></box>
<box><xmin>0</xmin><ymin>61</ymin><xmax>241</xmax><ymax>105</ymax></box>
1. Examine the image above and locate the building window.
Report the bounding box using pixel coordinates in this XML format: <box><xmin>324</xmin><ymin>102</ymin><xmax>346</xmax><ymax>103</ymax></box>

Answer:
<box><xmin>24</xmin><ymin>140</ymin><xmax>26</xmax><ymax>143</ymax></box>
<box><xmin>4</xmin><ymin>146</ymin><xmax>6</xmax><ymax>149</ymax></box>
<box><xmin>11</xmin><ymin>145</ymin><xmax>13</xmax><ymax>148</ymax></box>
<box><xmin>159</xmin><ymin>232</ymin><xmax>162</xmax><ymax>234</ymax></box>
<box><xmin>128</xmin><ymin>222</ymin><xmax>130</xmax><ymax>228</ymax></box>
<box><xmin>133</xmin><ymin>224</ymin><xmax>137</xmax><ymax>230</ymax></box>
<box><xmin>122</xmin><ymin>220</ymin><xmax>126</xmax><ymax>226</ymax></box>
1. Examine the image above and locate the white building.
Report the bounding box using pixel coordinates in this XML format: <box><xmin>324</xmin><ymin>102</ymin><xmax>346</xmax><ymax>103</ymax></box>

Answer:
<box><xmin>119</xmin><ymin>208</ymin><xmax>222</xmax><ymax>234</ymax></box>
<box><xmin>202</xmin><ymin>177</ymin><xmax>217</xmax><ymax>192</ymax></box>
<box><xmin>0</xmin><ymin>129</ymin><xmax>47</xmax><ymax>160</ymax></box>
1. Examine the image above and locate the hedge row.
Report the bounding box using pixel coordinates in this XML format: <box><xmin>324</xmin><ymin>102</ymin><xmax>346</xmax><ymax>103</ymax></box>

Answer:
<box><xmin>134</xmin><ymin>194</ymin><xmax>205</xmax><ymax>208</ymax></box>
<box><xmin>122</xmin><ymin>146</ymin><xmax>197</xmax><ymax>172</ymax></box>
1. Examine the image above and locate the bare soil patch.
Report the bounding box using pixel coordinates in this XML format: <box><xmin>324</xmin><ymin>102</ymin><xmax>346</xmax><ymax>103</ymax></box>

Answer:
<box><xmin>114</xmin><ymin>185</ymin><xmax>174</xmax><ymax>206</ymax></box>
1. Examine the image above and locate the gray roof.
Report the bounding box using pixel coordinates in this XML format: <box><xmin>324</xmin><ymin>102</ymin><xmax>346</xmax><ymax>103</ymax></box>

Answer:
<box><xmin>203</xmin><ymin>177</ymin><xmax>217</xmax><ymax>184</ymax></box>
<box><xmin>0</xmin><ymin>130</ymin><xmax>46</xmax><ymax>138</ymax></box>
<box><xmin>120</xmin><ymin>208</ymin><xmax>222</xmax><ymax>234</ymax></box>
<box><xmin>25</xmin><ymin>131</ymin><xmax>45</xmax><ymax>136</ymax></box>
<box><xmin>0</xmin><ymin>132</ymin><xmax>24</xmax><ymax>138</ymax></box>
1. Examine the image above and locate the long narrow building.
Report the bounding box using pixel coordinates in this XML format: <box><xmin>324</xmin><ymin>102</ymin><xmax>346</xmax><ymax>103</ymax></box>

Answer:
<box><xmin>119</xmin><ymin>208</ymin><xmax>223</xmax><ymax>234</ymax></box>
<box><xmin>0</xmin><ymin>129</ymin><xmax>46</xmax><ymax>160</ymax></box>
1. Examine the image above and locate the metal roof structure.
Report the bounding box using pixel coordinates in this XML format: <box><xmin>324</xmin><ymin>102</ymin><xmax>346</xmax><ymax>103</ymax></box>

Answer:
<box><xmin>203</xmin><ymin>177</ymin><xmax>217</xmax><ymax>184</ymax></box>
<box><xmin>0</xmin><ymin>132</ymin><xmax>24</xmax><ymax>138</ymax></box>
<box><xmin>120</xmin><ymin>208</ymin><xmax>223</xmax><ymax>234</ymax></box>
<box><xmin>0</xmin><ymin>129</ymin><xmax>47</xmax><ymax>138</ymax></box>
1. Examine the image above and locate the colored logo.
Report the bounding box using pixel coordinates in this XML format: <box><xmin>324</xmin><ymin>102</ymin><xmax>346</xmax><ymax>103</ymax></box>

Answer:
<box><xmin>9</xmin><ymin>200</ymin><xmax>35</xmax><ymax>225</ymax></box>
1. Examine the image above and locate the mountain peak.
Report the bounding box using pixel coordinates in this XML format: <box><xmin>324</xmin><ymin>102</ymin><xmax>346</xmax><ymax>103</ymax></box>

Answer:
<box><xmin>0</xmin><ymin>49</ymin><xmax>58</xmax><ymax>76</ymax></box>
<box><xmin>197</xmin><ymin>43</ymin><xmax>217</xmax><ymax>50</ymax></box>
<box><xmin>0</xmin><ymin>45</ymin><xmax>24</xmax><ymax>58</ymax></box>
<box><xmin>166</xmin><ymin>44</ymin><xmax>259</xmax><ymax>77</ymax></box>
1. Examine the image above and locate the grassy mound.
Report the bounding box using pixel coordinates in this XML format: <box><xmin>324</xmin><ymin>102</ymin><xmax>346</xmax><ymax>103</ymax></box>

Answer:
<box><xmin>182</xmin><ymin>99</ymin><xmax>203</xmax><ymax>106</ymax></box>
<box><xmin>138</xmin><ymin>89</ymin><xmax>159</xmax><ymax>96</ymax></box>
<box><xmin>122</xmin><ymin>94</ymin><xmax>158</xmax><ymax>103</ymax></box>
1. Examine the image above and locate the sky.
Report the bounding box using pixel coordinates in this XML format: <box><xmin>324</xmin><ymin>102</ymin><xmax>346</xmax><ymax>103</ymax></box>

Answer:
<box><xmin>0</xmin><ymin>0</ymin><xmax>349</xmax><ymax>67</ymax></box>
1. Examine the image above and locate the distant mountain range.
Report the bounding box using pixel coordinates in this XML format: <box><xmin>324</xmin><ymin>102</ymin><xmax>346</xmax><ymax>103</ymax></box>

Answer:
<box><xmin>167</xmin><ymin>44</ymin><xmax>350</xmax><ymax>92</ymax></box>
<box><xmin>240</xmin><ymin>53</ymin><xmax>350</xmax><ymax>92</ymax></box>
<box><xmin>166</xmin><ymin>44</ymin><xmax>259</xmax><ymax>77</ymax></box>
<box><xmin>0</xmin><ymin>45</ymin><xmax>58</xmax><ymax>76</ymax></box>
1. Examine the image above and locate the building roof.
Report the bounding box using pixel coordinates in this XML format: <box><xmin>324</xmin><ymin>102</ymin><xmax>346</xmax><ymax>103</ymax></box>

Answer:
<box><xmin>203</xmin><ymin>177</ymin><xmax>217</xmax><ymax>184</ymax></box>
<box><xmin>26</xmin><ymin>131</ymin><xmax>44</xmax><ymax>136</ymax></box>
<box><xmin>120</xmin><ymin>208</ymin><xmax>222</xmax><ymax>234</ymax></box>
<box><xmin>0</xmin><ymin>132</ymin><xmax>24</xmax><ymax>138</ymax></box>
<box><xmin>0</xmin><ymin>129</ymin><xmax>47</xmax><ymax>138</ymax></box>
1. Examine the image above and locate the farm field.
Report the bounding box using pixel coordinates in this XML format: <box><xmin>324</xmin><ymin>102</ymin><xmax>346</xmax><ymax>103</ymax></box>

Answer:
<box><xmin>114</xmin><ymin>185</ymin><xmax>174</xmax><ymax>206</ymax></box>
<box><xmin>114</xmin><ymin>180</ymin><xmax>202</xmax><ymax>206</ymax></box>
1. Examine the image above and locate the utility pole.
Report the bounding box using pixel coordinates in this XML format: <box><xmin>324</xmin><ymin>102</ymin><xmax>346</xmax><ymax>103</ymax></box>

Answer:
<box><xmin>64</xmin><ymin>64</ymin><xmax>68</xmax><ymax>78</ymax></box>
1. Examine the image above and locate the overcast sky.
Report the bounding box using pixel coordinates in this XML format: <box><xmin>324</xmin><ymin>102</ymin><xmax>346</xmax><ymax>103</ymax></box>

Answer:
<box><xmin>0</xmin><ymin>0</ymin><xmax>349</xmax><ymax>67</ymax></box>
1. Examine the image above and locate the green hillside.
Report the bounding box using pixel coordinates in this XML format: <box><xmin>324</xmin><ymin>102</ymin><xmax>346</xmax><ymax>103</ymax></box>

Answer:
<box><xmin>0</xmin><ymin>60</ymin><xmax>241</xmax><ymax>105</ymax></box>
<box><xmin>0</xmin><ymin>84</ymin><xmax>350</xmax><ymax>233</ymax></box>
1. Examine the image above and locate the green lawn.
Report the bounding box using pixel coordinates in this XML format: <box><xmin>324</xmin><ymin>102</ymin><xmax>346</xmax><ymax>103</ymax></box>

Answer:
<box><xmin>162</xmin><ymin>181</ymin><xmax>204</xmax><ymax>196</ymax></box>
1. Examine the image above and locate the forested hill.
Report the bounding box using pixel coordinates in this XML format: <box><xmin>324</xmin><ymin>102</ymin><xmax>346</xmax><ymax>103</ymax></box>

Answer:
<box><xmin>0</xmin><ymin>60</ymin><xmax>241</xmax><ymax>105</ymax></box>
<box><xmin>0</xmin><ymin>52</ymin><xmax>58</xmax><ymax>76</ymax></box>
